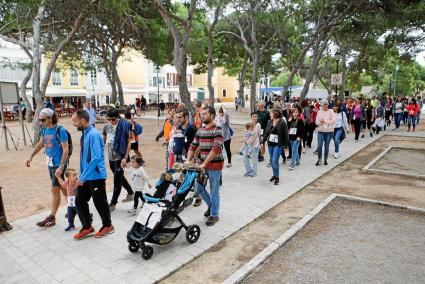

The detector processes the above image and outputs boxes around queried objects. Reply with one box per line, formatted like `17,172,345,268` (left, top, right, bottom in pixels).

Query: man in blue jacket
71,110,114,240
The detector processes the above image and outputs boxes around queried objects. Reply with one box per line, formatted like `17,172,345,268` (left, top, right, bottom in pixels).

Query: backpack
41,125,73,158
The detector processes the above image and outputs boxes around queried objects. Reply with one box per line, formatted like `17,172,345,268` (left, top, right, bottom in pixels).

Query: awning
26,87,88,97
260,86,303,93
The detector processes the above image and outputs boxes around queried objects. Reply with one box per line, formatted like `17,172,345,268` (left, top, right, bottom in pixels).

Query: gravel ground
243,199,425,284
371,147,425,176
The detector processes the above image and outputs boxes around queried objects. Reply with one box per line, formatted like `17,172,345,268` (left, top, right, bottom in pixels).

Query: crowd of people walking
25,91,422,239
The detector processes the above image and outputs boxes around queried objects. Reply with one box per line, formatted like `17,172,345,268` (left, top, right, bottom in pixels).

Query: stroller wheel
142,246,154,260
186,225,201,244
128,242,140,253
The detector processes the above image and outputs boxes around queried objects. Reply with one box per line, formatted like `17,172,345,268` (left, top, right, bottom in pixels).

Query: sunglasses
39,118,48,122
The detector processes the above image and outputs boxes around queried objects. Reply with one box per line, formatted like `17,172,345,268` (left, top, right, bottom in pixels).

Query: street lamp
393,64,400,97
156,65,160,125
335,51,342,99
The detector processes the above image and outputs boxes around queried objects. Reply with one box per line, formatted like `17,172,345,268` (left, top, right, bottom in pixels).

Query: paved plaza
0,129,383,284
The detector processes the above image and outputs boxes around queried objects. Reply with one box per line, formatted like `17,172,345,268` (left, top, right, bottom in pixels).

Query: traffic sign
331,73,343,86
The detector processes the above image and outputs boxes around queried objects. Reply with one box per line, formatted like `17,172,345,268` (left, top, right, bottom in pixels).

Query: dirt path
243,199,425,284
161,135,425,283
0,116,244,222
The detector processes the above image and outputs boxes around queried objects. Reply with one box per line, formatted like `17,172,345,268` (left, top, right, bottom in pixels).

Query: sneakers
274,177,280,185
334,153,338,159
109,204,116,212
127,208,137,215
95,225,115,238
288,164,295,170
258,156,265,162
244,171,253,177
370,132,373,137
64,225,75,232
36,215,56,228
204,208,211,217
193,197,202,207
206,216,219,226
313,150,318,155
361,134,365,138
226,164,232,168
315,160,322,166
267,162,272,168
73,226,95,240
269,176,276,182
122,194,134,203
324,160,328,166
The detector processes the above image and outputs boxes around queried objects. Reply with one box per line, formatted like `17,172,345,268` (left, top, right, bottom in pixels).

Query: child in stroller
126,163,207,260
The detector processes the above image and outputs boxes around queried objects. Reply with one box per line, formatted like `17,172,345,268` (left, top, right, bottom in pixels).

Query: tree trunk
250,56,259,113
20,67,33,123
31,4,45,143
177,56,194,113
238,54,249,108
207,34,215,107
107,71,117,105
299,39,329,102
113,67,124,106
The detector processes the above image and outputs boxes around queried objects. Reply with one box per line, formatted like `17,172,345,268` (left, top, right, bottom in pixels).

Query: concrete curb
362,146,425,179
222,193,425,284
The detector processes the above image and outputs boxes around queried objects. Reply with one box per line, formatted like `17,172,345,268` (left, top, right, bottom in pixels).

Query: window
70,69,79,86
152,77,164,87
222,89,227,97
52,70,62,86
167,73,180,86
90,70,97,86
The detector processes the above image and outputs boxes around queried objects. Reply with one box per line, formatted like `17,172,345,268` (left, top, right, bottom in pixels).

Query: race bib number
409,110,415,115
67,196,76,207
45,156,53,167
268,134,278,143
260,129,264,136
289,128,297,135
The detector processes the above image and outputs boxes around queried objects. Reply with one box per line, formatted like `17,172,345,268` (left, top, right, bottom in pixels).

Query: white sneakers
334,153,339,159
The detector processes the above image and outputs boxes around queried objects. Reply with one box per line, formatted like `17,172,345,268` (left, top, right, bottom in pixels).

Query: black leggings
306,124,316,147
224,140,232,164
75,179,111,229
133,191,145,209
353,119,361,140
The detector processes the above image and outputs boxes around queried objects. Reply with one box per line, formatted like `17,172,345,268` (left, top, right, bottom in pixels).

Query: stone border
362,146,425,179
222,193,425,284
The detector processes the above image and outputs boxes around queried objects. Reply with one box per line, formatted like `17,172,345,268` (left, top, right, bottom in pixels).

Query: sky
416,51,425,66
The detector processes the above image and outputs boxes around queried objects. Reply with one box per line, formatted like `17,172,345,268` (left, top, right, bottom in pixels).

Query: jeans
268,144,282,177
196,170,221,217
408,115,416,129
75,179,111,229
333,127,344,154
67,206,77,227
243,146,259,175
317,132,333,162
394,112,402,129
109,160,134,205
290,140,300,165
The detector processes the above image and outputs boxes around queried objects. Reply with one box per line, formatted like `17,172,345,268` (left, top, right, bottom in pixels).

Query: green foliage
271,72,302,87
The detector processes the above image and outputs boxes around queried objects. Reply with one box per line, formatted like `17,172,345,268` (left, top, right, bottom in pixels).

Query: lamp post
393,64,399,97
156,65,160,125
335,51,342,99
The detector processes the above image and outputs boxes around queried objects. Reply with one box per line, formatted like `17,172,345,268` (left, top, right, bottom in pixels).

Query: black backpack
41,125,73,158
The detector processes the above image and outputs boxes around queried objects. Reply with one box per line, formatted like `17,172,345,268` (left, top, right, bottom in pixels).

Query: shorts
48,165,67,187
361,120,366,129
131,142,139,151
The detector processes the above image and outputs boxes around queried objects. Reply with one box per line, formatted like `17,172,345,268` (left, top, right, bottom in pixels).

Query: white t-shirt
123,166,151,192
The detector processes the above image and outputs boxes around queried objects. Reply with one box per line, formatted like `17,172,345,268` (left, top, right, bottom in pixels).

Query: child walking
288,107,306,170
122,156,153,215
239,122,253,158
56,169,78,231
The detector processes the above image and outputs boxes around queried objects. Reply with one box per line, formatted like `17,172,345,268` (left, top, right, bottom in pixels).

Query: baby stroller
126,164,207,260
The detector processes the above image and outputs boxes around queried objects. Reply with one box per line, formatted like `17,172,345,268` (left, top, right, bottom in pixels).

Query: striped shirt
190,125,224,171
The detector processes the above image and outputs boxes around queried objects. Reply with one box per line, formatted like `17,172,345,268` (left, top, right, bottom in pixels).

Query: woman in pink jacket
315,99,336,166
